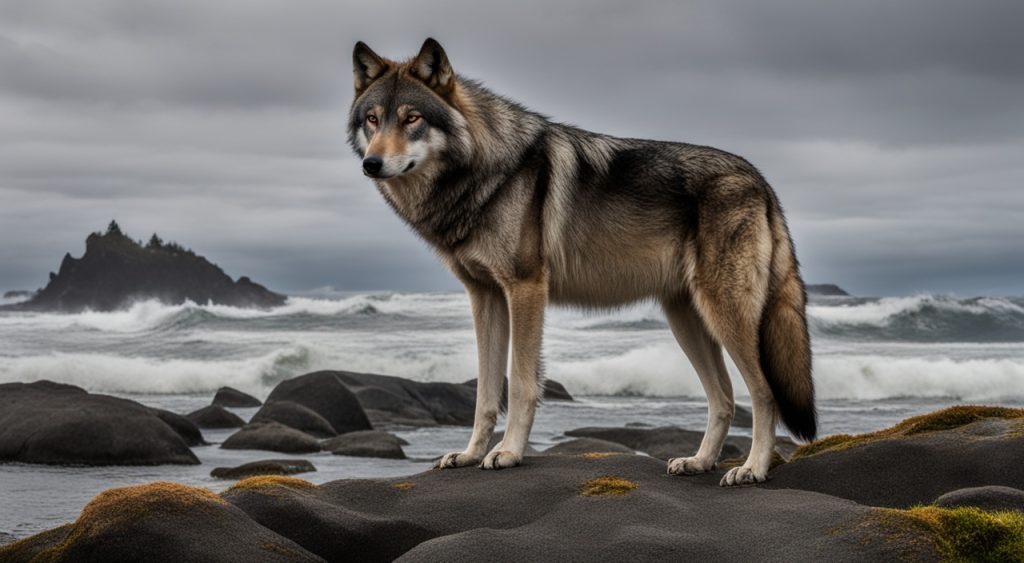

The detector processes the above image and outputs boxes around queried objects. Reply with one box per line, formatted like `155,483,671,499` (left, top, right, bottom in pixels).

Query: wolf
348,38,816,485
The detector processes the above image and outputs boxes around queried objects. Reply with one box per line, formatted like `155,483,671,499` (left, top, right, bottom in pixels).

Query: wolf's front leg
481,275,546,470
436,285,509,469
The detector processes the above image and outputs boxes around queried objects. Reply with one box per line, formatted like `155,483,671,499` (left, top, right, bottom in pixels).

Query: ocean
2,290,1024,538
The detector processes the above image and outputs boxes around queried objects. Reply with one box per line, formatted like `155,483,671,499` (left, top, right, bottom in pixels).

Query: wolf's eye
366,114,378,125
405,114,420,124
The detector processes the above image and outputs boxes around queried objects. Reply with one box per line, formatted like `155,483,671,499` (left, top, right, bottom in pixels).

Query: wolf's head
348,38,464,180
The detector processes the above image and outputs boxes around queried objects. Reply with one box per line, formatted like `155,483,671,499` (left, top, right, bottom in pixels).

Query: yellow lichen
580,452,623,460
873,506,1024,562
793,406,1024,460
581,476,638,497
393,482,416,491
226,475,318,493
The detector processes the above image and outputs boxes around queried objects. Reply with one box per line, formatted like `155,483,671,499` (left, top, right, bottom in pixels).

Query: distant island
805,284,851,297
2,221,285,312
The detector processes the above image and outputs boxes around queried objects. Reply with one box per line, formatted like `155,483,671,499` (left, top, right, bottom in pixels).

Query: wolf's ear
410,38,454,95
353,41,389,95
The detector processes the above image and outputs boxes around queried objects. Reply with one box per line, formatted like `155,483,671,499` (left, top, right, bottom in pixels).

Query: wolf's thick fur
348,39,816,485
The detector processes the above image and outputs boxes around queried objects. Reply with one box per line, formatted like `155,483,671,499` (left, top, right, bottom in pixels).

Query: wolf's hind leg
481,276,546,470
436,285,509,469
663,297,735,476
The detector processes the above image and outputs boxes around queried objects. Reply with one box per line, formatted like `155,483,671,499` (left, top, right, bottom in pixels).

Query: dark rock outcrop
767,406,1024,508
323,430,406,459
3,456,938,562
151,408,206,446
1,225,285,312
251,401,338,438
806,284,851,296
221,423,321,454
187,405,246,429
265,372,373,434
0,381,198,466
733,404,753,428
213,386,262,408
565,426,751,461
542,437,635,456
211,459,317,480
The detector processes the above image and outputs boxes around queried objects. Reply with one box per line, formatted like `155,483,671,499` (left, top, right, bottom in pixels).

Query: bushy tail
759,210,817,442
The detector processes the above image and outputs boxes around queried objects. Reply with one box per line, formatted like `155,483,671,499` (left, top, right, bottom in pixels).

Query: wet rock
212,459,317,480
187,405,246,429
221,423,321,454
265,372,372,434
251,401,338,438
565,426,750,461
323,430,406,459
213,386,262,408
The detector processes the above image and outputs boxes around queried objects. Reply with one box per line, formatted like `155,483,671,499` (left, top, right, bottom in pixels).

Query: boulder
0,482,321,562
335,371,476,427
213,386,262,408
0,381,198,466
933,486,1024,512
266,372,372,434
212,459,317,480
564,426,750,461
323,431,406,459
252,401,337,438
187,405,246,429
733,404,753,428
221,423,321,454
151,408,206,446
462,378,574,403
542,438,634,456
767,406,1024,508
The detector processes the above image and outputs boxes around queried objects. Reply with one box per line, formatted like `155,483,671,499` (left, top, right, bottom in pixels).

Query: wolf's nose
362,156,383,176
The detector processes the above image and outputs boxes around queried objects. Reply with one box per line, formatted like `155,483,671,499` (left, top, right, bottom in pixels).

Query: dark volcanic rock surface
187,405,246,429
221,423,322,454
211,459,317,480
767,417,1024,508
252,401,338,438
2,228,285,312
15,455,921,563
265,372,373,434
565,426,751,461
323,430,406,459
0,381,199,466
213,386,263,408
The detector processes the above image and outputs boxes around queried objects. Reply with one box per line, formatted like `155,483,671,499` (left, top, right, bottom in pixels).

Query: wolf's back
758,203,817,442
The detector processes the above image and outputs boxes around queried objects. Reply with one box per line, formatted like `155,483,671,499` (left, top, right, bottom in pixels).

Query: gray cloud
0,0,1021,296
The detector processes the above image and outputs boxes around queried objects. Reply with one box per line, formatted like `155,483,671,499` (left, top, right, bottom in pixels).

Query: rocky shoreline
3,372,1024,561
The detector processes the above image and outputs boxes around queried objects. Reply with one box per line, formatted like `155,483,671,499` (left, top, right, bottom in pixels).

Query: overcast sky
1,0,1021,296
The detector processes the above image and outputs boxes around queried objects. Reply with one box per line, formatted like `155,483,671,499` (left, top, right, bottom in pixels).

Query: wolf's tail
759,206,817,442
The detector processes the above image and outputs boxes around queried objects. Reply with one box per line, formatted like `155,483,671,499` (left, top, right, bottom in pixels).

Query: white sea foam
808,294,1024,327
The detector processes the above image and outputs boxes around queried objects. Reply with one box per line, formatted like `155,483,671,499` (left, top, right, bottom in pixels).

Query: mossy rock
874,505,1024,562
793,406,1024,460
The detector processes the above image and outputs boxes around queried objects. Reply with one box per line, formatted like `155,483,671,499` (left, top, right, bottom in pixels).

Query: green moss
793,406,1024,460
876,506,1024,562
581,476,638,497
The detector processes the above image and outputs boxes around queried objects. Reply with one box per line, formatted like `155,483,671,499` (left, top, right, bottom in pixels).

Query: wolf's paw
719,465,768,487
480,450,521,470
434,451,481,469
667,456,716,476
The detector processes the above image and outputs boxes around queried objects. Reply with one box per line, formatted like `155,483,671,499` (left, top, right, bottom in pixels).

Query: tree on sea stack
148,233,164,249
106,220,123,236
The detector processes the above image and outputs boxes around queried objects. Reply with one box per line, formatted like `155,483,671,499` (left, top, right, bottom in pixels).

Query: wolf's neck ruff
348,38,816,484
